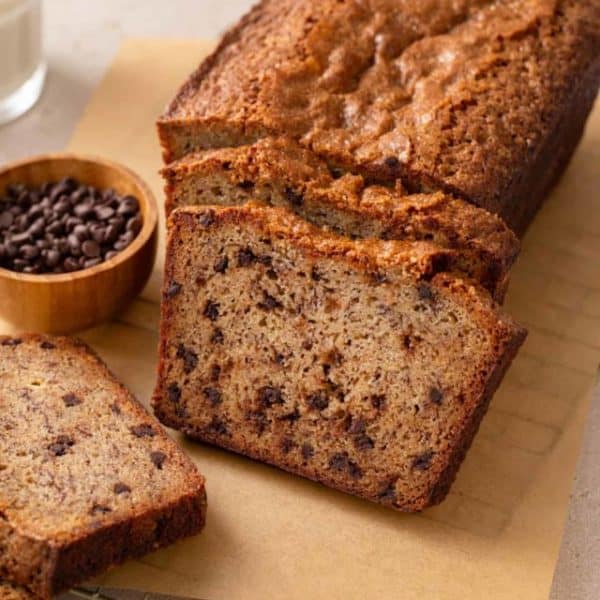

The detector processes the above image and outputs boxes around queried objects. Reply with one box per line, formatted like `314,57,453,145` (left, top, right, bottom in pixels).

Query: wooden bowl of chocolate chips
0,154,158,333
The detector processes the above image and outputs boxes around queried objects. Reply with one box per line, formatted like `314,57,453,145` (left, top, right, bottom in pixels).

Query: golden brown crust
157,0,600,231
154,204,526,511
0,334,207,600
170,203,458,280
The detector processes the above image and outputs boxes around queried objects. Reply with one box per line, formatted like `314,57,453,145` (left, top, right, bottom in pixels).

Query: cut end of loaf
160,137,520,301
154,204,525,511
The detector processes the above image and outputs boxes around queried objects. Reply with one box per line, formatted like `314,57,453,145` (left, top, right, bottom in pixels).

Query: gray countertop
0,1,595,597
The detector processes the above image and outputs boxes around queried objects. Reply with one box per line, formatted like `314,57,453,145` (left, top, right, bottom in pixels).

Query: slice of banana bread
157,0,600,234
162,137,519,300
153,204,525,511
0,335,207,600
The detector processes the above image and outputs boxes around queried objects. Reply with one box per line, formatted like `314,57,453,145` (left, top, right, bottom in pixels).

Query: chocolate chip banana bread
157,0,600,234
153,204,525,511
163,137,518,300
0,335,207,600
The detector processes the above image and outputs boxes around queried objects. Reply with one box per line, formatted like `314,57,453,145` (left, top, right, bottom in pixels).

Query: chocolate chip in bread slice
161,136,519,301
153,203,526,511
0,335,207,600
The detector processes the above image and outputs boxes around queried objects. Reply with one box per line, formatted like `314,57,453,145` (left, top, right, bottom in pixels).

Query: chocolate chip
40,340,56,350
246,410,269,435
125,215,143,236
301,443,314,460
113,482,131,495
167,383,181,403
1,338,22,346
372,271,388,284
81,239,100,258
131,424,155,438
284,187,304,207
94,205,115,221
198,210,215,226
214,256,229,273
48,435,74,457
258,386,284,408
278,408,300,422
238,180,255,190
203,300,220,321
346,417,366,434
150,451,167,469
328,452,362,478
384,156,399,168
371,394,386,409
117,196,140,217
378,481,397,504
411,451,434,471
62,393,82,407
211,328,224,344
164,281,182,299
307,391,329,411
258,291,282,311
348,462,363,479
237,247,256,267
429,387,443,405
90,503,112,515
417,283,434,301
203,387,222,406
176,344,198,374
310,266,322,281
208,416,229,435
84,257,102,269
281,438,295,454
0,212,13,228
354,433,374,451
266,268,278,280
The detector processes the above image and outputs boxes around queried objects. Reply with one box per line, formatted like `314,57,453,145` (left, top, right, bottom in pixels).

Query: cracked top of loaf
159,0,600,229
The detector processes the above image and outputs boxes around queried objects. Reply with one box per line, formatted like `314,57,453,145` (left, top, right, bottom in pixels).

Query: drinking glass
0,0,46,125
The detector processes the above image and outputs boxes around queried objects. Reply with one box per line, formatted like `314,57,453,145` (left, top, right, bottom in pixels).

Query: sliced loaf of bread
162,137,519,300
153,204,525,511
0,335,206,599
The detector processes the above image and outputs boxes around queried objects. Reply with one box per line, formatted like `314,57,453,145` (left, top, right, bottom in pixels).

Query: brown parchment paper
3,38,600,599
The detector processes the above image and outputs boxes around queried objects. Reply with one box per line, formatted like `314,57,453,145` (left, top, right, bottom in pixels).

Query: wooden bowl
0,154,158,334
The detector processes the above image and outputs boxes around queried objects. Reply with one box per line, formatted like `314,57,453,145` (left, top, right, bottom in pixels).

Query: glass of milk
0,0,46,125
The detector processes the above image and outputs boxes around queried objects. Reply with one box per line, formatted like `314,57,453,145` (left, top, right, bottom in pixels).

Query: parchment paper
4,38,600,599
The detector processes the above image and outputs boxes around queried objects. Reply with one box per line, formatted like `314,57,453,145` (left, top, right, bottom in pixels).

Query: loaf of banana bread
162,137,519,299
158,0,600,234
153,204,525,511
0,335,207,600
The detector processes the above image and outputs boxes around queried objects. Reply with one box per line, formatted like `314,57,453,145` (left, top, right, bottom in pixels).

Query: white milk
0,0,45,124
